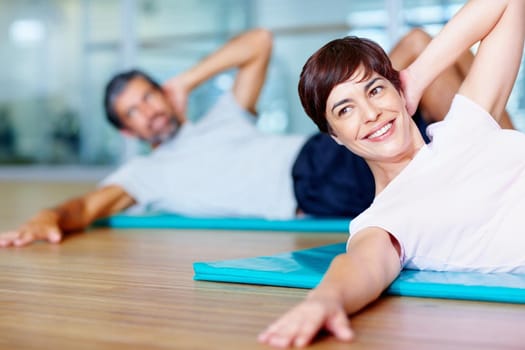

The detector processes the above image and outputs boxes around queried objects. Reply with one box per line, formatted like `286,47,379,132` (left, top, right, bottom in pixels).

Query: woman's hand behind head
399,68,423,116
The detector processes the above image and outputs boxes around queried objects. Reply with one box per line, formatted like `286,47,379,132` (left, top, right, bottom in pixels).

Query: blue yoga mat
193,243,525,304
95,213,350,232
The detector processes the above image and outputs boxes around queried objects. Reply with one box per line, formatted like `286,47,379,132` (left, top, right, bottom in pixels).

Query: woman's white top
349,94,525,273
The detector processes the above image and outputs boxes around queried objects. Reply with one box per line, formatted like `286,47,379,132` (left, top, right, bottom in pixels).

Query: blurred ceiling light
9,19,46,46
347,3,463,28
347,10,386,28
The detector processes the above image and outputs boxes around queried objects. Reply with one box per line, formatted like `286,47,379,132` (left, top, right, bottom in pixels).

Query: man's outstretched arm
0,185,135,247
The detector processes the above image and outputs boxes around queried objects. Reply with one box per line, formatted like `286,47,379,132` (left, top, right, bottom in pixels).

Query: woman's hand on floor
258,293,354,348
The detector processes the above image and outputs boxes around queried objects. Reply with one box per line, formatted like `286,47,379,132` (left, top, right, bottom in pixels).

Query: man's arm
163,28,273,116
258,227,401,348
0,185,135,247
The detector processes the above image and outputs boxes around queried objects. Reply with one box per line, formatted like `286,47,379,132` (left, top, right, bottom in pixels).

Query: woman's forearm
315,229,401,315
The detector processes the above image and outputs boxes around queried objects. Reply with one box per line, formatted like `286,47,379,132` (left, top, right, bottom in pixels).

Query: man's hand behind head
162,75,190,121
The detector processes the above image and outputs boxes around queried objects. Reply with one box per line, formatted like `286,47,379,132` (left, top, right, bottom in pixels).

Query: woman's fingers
259,298,354,348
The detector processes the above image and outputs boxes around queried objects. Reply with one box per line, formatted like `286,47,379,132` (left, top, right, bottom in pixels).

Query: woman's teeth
368,122,392,139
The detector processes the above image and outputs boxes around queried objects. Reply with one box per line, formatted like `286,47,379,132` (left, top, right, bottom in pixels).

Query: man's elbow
251,28,273,56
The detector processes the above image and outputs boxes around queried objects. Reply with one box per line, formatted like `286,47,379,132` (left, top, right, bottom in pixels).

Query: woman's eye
370,86,383,97
338,106,352,117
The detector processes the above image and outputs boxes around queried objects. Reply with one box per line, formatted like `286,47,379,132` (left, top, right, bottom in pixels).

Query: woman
258,0,525,347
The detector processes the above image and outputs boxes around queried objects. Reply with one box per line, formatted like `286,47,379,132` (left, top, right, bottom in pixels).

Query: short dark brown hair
298,36,401,133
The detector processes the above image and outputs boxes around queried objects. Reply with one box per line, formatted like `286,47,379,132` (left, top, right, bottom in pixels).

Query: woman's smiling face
325,67,415,164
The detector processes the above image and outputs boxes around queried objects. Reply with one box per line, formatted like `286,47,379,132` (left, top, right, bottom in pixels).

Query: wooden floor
1,181,524,350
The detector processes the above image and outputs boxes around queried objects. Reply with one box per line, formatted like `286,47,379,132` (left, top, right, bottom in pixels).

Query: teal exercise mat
95,213,350,232
193,243,525,304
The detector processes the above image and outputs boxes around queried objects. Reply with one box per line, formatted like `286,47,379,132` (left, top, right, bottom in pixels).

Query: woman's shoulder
447,94,499,126
426,94,500,141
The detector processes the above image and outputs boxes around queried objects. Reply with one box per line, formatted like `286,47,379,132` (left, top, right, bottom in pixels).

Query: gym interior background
0,0,523,180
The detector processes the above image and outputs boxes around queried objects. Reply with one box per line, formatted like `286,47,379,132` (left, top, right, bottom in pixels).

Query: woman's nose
363,100,381,122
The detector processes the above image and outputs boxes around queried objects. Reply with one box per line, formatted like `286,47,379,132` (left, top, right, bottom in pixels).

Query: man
0,28,514,247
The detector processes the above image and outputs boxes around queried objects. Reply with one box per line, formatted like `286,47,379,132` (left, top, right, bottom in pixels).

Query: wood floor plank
1,181,524,349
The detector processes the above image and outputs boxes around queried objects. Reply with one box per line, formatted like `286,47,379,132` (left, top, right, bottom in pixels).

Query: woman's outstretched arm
258,228,401,348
